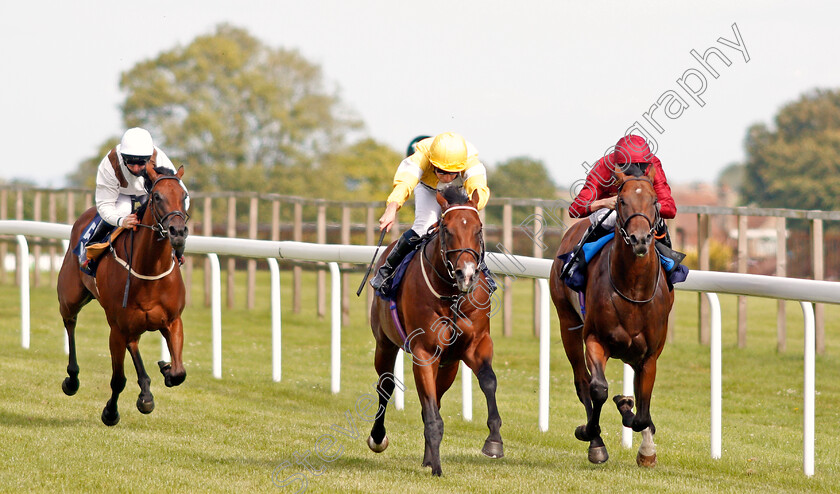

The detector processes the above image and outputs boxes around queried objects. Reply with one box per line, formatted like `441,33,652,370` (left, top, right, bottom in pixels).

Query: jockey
369,132,490,291
79,127,189,272
562,134,681,283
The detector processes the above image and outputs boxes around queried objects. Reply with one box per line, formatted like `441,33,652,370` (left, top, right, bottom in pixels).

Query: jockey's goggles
122,154,151,166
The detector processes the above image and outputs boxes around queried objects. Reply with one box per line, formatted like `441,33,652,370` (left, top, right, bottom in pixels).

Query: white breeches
589,207,617,229
411,184,441,237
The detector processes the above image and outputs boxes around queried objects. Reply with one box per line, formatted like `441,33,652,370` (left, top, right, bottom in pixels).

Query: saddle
558,234,688,293
84,227,126,262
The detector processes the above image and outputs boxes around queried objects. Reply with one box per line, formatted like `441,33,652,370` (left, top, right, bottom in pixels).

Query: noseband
615,177,659,245
142,175,190,239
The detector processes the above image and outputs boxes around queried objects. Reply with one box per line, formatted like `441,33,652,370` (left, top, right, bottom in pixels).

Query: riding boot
370,230,421,291
79,218,115,274
654,218,672,249
561,223,611,282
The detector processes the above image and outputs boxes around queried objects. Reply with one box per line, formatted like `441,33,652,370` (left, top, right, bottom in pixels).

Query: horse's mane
143,167,177,193
618,163,649,178
137,167,179,217
440,184,469,206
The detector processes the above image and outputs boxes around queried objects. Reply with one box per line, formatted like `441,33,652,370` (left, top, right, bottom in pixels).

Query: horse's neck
609,238,659,295
423,233,452,291
116,218,172,271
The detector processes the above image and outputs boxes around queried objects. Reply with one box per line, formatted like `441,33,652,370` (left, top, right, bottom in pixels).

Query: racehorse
549,165,673,466
56,161,189,426
367,186,503,476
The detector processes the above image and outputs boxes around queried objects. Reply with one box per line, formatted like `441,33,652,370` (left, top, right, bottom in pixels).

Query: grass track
1,267,839,493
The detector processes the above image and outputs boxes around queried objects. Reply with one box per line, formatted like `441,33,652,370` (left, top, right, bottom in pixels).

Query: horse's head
144,161,190,255
614,164,659,257
435,185,483,293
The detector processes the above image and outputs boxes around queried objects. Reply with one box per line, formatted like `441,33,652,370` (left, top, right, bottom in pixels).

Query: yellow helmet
428,132,469,172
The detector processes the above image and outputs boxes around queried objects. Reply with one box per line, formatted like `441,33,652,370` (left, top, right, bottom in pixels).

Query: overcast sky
2,0,838,189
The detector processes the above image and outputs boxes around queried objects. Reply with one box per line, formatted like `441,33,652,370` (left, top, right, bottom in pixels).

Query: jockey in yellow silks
370,132,490,290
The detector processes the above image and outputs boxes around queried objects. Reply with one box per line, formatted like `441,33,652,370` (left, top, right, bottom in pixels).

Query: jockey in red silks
562,134,684,285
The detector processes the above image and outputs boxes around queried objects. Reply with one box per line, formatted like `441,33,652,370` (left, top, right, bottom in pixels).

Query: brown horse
367,186,503,476
549,165,673,466
57,162,189,426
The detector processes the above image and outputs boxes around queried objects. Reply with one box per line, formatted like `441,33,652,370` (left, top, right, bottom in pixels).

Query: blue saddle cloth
558,233,688,292
375,243,498,302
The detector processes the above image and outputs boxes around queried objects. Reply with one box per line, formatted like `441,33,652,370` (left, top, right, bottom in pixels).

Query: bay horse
549,165,673,466
368,186,503,476
57,161,189,426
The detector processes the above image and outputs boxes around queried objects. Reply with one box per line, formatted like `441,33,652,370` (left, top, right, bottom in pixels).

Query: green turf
1,267,838,493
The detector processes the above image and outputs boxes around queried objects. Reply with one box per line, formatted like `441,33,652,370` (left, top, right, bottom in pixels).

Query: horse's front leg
576,336,610,464
127,339,154,414
102,328,127,426
614,356,659,467
61,314,81,396
367,339,400,453
158,317,186,387
413,352,444,476
464,336,503,459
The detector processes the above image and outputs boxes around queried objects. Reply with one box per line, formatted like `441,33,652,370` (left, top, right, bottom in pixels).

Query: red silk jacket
569,155,676,219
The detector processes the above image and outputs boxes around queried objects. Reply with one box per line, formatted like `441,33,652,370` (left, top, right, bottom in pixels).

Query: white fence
2,219,838,477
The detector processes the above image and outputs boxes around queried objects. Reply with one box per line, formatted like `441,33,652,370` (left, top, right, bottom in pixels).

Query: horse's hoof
588,445,609,464
157,360,172,373
367,435,388,453
636,452,657,467
101,408,120,426
61,377,79,396
481,439,504,458
422,457,442,475
136,397,155,414
613,395,635,411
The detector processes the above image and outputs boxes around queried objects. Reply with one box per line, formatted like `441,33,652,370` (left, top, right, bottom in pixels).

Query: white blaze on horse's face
457,261,477,293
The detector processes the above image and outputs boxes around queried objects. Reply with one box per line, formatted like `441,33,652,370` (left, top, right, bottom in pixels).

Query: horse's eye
153,192,162,202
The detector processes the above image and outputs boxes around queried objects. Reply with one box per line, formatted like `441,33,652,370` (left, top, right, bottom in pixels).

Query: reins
116,173,188,306
419,205,483,302
608,176,661,304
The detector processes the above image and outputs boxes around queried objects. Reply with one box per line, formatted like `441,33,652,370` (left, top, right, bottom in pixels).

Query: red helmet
612,135,653,165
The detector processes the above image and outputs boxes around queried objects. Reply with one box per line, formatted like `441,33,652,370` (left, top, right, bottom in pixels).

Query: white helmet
120,128,154,157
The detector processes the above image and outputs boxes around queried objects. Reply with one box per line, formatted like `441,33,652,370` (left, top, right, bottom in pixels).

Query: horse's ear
469,189,479,208
645,162,657,182
613,166,628,187
145,160,158,181
435,189,448,210
176,165,185,180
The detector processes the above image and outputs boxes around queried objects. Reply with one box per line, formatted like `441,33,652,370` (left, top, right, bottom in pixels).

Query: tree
319,138,402,201
71,24,361,194
488,157,557,199
741,88,840,210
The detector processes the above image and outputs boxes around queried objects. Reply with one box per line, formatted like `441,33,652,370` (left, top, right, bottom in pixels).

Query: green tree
319,138,402,201
488,157,557,199
741,88,840,210
72,24,361,194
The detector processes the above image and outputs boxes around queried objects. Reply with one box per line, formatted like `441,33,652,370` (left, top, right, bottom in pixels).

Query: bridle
137,175,190,240
438,206,483,281
610,176,661,304
615,177,659,246
421,205,484,298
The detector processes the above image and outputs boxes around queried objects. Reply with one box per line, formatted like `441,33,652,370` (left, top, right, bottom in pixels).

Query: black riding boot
78,218,115,274
561,223,610,281
370,230,421,291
